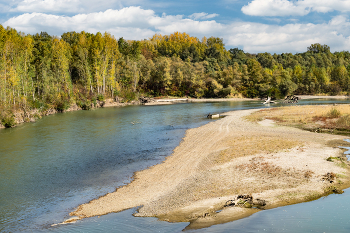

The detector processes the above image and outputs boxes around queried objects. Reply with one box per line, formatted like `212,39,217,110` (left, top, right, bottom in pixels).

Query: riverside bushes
54,99,70,112
1,115,16,128
76,100,92,110
96,94,105,101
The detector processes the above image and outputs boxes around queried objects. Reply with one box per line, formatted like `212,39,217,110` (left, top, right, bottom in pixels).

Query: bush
1,115,16,128
327,108,341,118
77,100,91,110
55,100,70,112
83,101,92,110
119,90,136,102
114,90,120,96
91,97,97,107
336,115,350,129
97,94,105,101
32,99,44,109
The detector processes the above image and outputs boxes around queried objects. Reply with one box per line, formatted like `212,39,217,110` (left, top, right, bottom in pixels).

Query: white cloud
242,0,309,16
300,0,350,13
3,7,221,40
4,7,156,38
189,12,219,20
242,0,350,17
224,16,350,53
4,6,350,53
10,0,143,13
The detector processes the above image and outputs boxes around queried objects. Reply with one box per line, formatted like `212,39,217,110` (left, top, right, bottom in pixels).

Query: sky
2,0,350,54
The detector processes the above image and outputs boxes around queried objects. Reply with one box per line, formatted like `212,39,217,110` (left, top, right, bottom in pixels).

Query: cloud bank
4,7,222,40
3,2,350,53
242,0,350,17
9,0,144,13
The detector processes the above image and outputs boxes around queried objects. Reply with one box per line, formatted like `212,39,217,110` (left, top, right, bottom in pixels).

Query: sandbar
65,108,350,229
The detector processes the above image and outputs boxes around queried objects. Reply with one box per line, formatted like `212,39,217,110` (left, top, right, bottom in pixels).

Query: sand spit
65,108,350,229
140,95,349,106
142,97,254,105
298,95,349,100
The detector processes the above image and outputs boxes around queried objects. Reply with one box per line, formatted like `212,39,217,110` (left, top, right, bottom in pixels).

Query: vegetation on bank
2,24,350,127
247,105,350,135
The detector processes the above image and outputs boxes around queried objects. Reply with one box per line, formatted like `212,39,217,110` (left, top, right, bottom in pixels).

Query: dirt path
65,108,350,229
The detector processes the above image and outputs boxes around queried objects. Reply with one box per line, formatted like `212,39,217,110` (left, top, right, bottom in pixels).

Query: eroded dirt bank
65,108,350,229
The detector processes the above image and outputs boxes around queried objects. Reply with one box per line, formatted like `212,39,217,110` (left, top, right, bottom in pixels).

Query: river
1,99,350,232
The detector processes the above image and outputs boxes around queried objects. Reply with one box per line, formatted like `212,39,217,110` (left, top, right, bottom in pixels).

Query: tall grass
336,115,350,129
327,108,341,118
247,104,350,133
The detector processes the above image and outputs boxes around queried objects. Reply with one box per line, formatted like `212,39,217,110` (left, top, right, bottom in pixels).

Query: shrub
77,100,92,110
83,101,92,110
1,115,16,128
114,90,120,96
97,94,105,101
327,108,341,118
32,99,44,109
119,90,136,102
92,97,97,107
327,157,341,162
335,115,350,129
76,100,81,108
55,100,70,112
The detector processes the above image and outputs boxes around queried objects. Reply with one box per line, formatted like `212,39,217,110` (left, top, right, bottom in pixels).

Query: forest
1,24,350,126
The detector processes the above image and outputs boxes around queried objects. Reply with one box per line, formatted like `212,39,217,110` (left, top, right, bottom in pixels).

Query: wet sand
65,107,350,229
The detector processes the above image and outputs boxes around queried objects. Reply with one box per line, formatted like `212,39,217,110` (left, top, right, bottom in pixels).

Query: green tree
307,43,330,54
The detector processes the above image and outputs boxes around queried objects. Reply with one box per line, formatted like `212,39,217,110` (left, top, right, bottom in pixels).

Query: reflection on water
0,98,350,232
342,139,350,161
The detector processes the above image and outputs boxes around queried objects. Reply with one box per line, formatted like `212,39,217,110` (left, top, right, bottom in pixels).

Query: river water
1,99,350,232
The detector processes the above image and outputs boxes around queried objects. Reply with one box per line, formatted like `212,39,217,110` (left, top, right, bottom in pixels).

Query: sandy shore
64,107,350,229
141,95,349,106
298,95,349,100
142,97,255,105
145,95,349,105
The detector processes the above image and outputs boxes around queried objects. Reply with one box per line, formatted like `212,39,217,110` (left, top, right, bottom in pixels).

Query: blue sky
2,0,350,54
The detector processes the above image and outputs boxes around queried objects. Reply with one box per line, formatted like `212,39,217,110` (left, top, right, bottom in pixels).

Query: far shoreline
138,95,350,106
1,95,349,129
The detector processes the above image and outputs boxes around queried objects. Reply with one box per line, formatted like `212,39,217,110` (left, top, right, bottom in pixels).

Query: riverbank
298,95,350,100
1,97,255,128
0,98,141,129
64,106,350,229
142,95,349,105
142,97,255,105
2,95,348,129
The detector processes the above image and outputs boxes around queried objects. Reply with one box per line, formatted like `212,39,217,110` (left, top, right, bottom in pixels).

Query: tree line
1,25,350,116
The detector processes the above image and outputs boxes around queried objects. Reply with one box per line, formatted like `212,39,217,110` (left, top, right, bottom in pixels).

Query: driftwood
283,95,299,103
224,195,266,209
263,96,276,104
207,113,220,119
139,97,156,104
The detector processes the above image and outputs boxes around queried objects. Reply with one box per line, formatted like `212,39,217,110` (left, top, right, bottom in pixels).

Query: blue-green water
1,99,350,232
